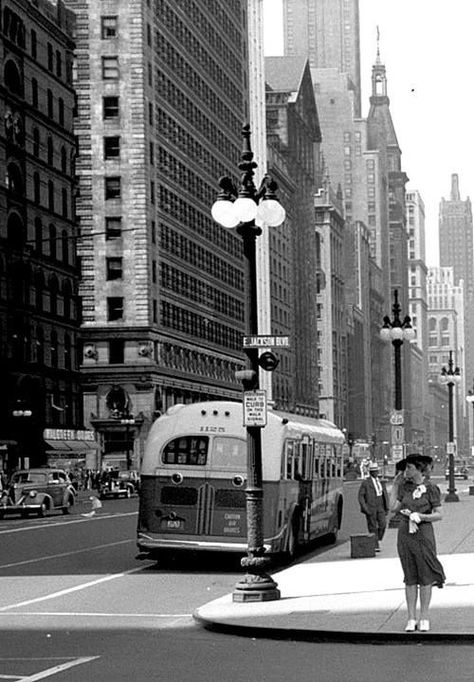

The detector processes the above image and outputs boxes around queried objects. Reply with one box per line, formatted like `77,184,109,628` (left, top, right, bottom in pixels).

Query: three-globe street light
379,289,415,412
440,351,461,502
211,123,285,602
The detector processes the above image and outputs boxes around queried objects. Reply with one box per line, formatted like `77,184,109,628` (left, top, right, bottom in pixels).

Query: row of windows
6,324,76,370
160,223,244,290
158,187,242,259
156,71,237,164
156,108,238,182
156,31,242,111
30,78,66,126
158,147,215,206
1,269,76,321
283,440,342,481
161,301,242,350
156,0,242,70
31,128,71,174
160,262,244,321
32,173,70,218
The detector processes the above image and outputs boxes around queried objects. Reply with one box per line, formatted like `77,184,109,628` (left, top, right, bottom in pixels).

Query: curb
192,612,474,644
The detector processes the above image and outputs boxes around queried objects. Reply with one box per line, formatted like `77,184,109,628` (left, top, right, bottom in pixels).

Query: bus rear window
212,437,246,468
162,436,208,465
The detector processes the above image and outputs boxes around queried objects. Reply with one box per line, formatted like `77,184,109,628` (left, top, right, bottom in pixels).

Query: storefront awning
45,439,98,453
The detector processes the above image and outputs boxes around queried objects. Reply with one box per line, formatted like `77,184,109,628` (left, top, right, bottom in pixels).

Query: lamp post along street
466,380,474,458
211,124,285,602
440,351,461,502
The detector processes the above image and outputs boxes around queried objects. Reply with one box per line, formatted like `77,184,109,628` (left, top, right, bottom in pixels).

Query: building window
35,218,42,252
61,146,67,173
31,29,37,59
102,56,119,80
151,220,156,243
56,50,62,78
153,299,157,322
47,89,54,118
105,177,121,199
33,172,40,204
62,188,68,217
104,136,120,159
58,98,64,126
49,224,56,259
152,260,156,282
109,339,124,364
47,42,53,71
101,16,118,39
105,216,122,239
47,136,54,165
103,96,119,119
48,181,54,211
33,128,40,157
32,78,38,107
107,297,124,321
106,257,123,280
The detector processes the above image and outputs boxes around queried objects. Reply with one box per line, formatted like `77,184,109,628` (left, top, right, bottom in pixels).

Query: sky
262,0,474,266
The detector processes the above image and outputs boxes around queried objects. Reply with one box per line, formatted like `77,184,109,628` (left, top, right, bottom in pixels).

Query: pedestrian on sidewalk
358,462,389,552
391,453,445,633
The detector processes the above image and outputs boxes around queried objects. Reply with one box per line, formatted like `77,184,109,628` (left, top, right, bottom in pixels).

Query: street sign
392,444,404,459
243,335,290,348
390,410,404,426
243,390,267,427
447,442,455,455
391,425,405,445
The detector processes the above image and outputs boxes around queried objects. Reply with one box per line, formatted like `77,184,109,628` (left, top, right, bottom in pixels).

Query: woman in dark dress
391,454,445,632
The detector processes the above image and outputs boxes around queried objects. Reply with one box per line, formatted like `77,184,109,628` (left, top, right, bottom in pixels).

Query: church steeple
371,26,388,101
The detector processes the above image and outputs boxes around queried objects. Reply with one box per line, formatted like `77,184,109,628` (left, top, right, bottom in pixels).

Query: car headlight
28,490,38,498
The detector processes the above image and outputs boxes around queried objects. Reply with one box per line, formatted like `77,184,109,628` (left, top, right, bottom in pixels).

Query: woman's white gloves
408,511,421,533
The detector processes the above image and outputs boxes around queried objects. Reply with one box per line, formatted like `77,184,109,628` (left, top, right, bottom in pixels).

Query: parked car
0,468,77,518
98,470,136,499
445,465,469,480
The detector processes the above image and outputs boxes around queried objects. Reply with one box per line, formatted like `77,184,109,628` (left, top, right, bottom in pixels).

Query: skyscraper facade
65,0,250,468
0,0,82,472
282,0,361,116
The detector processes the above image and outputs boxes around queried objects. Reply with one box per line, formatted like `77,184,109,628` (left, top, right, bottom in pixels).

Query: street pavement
194,480,474,641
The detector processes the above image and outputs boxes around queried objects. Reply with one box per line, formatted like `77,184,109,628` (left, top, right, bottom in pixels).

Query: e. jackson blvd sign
242,335,290,348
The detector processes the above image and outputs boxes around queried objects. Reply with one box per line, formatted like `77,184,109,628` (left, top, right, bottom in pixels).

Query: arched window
4,59,22,96
34,271,44,311
60,145,67,173
48,180,54,211
49,275,58,316
428,317,437,332
49,224,56,259
33,172,40,204
35,217,42,252
47,136,54,166
62,230,69,264
6,162,23,194
64,333,71,369
7,212,26,250
36,326,44,365
440,317,449,332
33,127,40,157
63,279,72,319
50,330,58,368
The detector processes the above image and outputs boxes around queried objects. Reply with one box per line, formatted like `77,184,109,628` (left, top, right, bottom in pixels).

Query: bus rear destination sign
243,335,290,348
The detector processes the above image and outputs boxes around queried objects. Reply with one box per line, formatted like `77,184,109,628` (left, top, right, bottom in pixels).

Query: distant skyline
262,0,474,266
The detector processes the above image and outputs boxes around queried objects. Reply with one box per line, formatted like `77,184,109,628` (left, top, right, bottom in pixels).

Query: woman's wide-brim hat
406,453,433,466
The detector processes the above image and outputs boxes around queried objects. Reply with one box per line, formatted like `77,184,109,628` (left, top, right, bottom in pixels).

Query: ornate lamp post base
445,491,460,503
233,555,281,602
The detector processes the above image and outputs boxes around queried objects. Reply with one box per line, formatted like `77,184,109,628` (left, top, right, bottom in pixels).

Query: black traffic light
258,351,279,372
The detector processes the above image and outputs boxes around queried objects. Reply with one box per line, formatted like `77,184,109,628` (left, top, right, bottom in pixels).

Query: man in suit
358,461,389,552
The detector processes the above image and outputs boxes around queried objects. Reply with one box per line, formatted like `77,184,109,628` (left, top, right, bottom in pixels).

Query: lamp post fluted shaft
441,351,460,503
212,124,284,602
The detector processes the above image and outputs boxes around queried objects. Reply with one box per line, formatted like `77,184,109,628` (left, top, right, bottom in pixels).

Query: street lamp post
440,351,461,502
11,404,33,472
379,289,415,412
211,123,285,602
466,379,474,459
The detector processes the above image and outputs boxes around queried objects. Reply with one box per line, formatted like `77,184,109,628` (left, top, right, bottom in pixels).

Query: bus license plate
165,519,183,529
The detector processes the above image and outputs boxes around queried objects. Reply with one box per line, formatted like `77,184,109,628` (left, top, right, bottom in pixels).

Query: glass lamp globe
390,327,404,341
233,196,258,223
403,327,416,341
257,199,286,227
454,373,462,384
379,327,391,342
211,199,239,229
439,373,448,385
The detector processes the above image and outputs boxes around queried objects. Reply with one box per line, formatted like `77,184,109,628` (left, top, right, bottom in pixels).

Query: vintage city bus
137,401,345,560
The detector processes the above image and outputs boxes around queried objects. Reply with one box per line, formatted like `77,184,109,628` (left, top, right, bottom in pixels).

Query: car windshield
12,472,47,484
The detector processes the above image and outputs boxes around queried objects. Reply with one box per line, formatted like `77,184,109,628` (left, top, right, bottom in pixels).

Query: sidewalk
194,483,474,641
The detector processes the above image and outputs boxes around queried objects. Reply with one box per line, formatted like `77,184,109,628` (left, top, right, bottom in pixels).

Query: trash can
350,533,376,558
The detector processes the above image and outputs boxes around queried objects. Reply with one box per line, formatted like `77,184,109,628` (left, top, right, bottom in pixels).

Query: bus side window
294,441,302,480
285,441,294,479
313,442,320,477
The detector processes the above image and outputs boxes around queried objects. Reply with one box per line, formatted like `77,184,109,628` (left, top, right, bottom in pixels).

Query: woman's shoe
404,619,417,632
419,620,430,632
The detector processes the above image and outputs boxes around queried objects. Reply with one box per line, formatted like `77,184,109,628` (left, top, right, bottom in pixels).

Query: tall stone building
265,55,322,415
65,0,250,469
282,0,361,117
0,0,84,473
439,174,474,389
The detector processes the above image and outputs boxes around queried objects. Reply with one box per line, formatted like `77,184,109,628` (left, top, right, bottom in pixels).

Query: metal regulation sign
243,335,290,348
243,390,267,427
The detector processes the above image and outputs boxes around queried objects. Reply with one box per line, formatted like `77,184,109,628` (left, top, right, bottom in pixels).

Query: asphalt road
1,481,471,681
